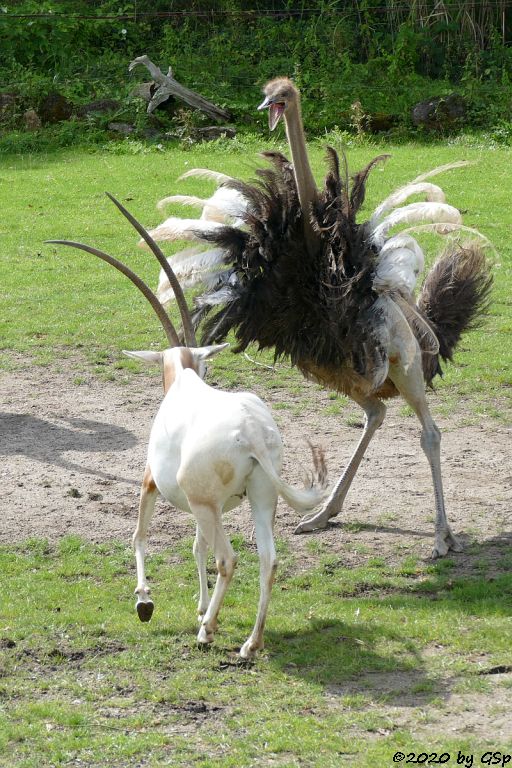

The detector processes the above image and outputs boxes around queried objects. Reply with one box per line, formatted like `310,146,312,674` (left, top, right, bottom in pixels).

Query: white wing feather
140,217,224,246
373,234,425,295
156,194,206,212
200,187,247,224
178,168,234,184
372,202,462,247
410,160,472,184
156,246,226,304
156,186,248,231
370,182,446,228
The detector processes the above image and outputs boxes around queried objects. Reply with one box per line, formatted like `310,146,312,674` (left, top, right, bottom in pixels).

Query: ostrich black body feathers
194,149,391,387
182,148,492,396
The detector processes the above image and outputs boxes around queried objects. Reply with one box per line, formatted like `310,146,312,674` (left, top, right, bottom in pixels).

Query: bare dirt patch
1,355,510,569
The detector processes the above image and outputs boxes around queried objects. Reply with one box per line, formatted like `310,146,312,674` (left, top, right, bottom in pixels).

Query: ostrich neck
284,102,319,254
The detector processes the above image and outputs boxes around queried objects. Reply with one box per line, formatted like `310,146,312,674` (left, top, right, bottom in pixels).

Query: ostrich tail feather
417,241,493,383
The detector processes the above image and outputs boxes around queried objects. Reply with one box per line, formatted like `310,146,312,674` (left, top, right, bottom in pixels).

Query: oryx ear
122,350,163,365
198,343,230,360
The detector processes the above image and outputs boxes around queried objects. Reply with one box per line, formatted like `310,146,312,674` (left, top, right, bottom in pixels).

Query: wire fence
0,2,511,21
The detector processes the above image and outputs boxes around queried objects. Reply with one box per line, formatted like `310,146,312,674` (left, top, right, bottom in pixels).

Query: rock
412,94,466,130
367,112,398,133
39,91,73,124
0,92,17,118
24,109,42,131
142,127,164,140
108,122,135,136
193,125,236,141
130,82,153,103
76,99,121,117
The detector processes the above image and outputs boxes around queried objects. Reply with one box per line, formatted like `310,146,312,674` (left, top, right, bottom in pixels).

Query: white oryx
49,195,328,659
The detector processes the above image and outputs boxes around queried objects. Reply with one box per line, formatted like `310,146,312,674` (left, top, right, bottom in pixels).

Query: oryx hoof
136,600,154,622
197,625,215,647
239,638,262,659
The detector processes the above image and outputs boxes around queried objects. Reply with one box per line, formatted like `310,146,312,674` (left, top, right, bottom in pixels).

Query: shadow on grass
0,411,139,485
303,520,512,570
259,533,512,700
448,530,512,576
260,618,457,710
304,519,431,539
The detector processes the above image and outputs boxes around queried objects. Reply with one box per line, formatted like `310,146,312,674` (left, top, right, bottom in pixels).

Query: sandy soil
1,355,510,569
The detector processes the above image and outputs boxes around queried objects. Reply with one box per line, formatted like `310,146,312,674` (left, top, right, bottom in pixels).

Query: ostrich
146,78,492,558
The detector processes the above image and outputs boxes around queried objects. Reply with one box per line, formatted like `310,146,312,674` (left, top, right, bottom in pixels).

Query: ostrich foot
294,503,339,534
432,528,463,558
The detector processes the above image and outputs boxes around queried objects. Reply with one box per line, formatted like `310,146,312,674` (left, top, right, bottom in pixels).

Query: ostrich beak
257,96,271,111
258,96,285,131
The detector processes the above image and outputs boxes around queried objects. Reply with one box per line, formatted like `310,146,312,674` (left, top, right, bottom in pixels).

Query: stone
108,122,135,136
76,99,121,117
24,109,42,131
412,94,466,130
39,91,73,124
193,125,236,141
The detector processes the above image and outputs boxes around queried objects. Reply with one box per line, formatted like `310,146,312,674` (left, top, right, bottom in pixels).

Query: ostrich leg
295,396,386,533
388,355,462,558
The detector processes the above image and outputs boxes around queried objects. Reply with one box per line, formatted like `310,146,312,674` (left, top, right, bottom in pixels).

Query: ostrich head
258,77,299,131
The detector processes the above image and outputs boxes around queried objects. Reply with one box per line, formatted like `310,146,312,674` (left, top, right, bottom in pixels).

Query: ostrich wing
156,246,226,304
371,202,462,247
370,182,446,228
140,218,224,246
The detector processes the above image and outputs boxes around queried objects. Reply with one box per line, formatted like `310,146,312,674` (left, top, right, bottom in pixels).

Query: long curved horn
46,239,181,347
105,193,197,347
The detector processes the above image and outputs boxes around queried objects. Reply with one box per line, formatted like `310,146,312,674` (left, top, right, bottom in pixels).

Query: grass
1,536,511,767
0,139,511,418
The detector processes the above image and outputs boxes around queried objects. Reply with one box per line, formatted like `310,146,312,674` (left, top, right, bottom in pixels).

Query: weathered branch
129,55,231,123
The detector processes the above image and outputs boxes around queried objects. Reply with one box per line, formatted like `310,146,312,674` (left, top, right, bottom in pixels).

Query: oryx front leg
240,466,278,659
133,465,158,622
192,505,237,647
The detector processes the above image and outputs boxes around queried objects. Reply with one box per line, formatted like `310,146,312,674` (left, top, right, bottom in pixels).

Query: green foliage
1,1,512,146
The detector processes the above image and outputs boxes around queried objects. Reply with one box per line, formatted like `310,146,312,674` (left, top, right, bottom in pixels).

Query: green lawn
1,536,511,767
1,140,511,766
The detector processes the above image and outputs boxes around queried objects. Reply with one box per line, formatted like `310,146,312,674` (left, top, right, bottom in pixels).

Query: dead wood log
129,56,231,123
